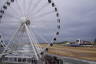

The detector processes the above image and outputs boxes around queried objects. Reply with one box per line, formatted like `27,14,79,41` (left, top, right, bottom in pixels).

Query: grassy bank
40,44,96,61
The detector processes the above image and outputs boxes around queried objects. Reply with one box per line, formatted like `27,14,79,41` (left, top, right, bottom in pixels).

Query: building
75,39,92,45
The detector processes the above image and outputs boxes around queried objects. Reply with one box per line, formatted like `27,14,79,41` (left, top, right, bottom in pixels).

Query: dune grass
40,44,96,61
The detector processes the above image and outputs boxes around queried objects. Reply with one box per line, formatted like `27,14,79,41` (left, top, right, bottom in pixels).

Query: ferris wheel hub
21,17,31,26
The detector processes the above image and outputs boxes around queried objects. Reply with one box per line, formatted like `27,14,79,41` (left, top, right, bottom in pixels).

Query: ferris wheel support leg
32,31,49,52
30,31,42,53
25,24,39,60
27,29,41,57
0,25,21,57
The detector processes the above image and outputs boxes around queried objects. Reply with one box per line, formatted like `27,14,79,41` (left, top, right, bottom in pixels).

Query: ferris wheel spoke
5,1,19,16
31,0,43,12
26,0,33,16
31,31,42,51
32,31,49,44
0,0,20,23
29,0,46,16
27,27,42,52
28,0,42,16
8,25,21,50
23,0,26,16
27,0,34,16
1,24,21,54
29,17,48,23
1,19,19,24
29,31,42,54
15,0,24,16
4,12,20,20
2,17,20,23
0,13,19,24
11,34,22,51
9,5,21,17
31,10,55,19
32,2,49,16
23,0,29,16
32,31,52,52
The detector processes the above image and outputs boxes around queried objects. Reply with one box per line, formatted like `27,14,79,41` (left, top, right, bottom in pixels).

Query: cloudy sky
0,0,96,42
55,0,96,41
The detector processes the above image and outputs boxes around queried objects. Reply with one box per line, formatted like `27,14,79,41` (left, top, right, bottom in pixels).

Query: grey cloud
0,0,96,42
55,0,96,41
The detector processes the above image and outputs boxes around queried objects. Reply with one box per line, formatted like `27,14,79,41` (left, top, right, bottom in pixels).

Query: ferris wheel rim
0,0,60,42
0,0,61,60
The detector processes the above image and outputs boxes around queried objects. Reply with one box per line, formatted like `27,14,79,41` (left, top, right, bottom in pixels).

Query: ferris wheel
0,0,61,63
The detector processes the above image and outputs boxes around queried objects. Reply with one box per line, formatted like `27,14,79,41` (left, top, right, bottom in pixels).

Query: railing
0,54,64,64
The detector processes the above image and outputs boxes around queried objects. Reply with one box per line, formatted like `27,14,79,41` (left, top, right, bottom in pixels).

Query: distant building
75,39,92,45
76,39,81,44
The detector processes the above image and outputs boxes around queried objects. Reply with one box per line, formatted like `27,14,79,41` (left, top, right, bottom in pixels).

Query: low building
75,39,92,45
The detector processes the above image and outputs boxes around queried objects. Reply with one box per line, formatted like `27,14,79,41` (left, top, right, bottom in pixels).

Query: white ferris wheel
0,0,61,63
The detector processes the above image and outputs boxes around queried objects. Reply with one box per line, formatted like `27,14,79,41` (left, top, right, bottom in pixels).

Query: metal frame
0,0,61,63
